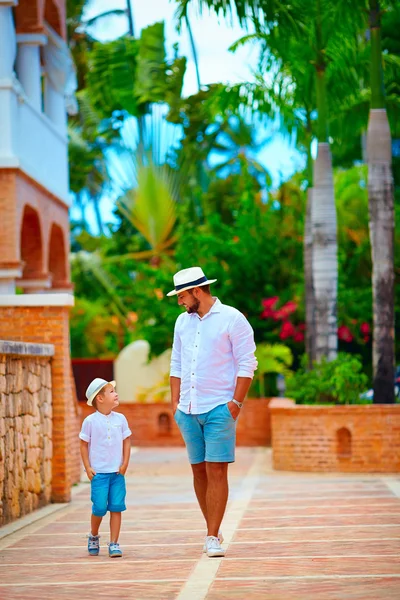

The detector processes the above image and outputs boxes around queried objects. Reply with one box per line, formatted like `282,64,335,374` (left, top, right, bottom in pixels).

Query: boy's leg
110,512,122,543
108,473,126,543
91,514,103,536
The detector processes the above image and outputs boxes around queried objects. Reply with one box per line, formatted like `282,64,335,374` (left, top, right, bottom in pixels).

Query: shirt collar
96,410,114,419
194,297,221,320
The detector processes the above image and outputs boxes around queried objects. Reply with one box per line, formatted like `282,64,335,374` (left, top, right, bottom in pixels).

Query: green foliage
70,298,128,358
255,343,293,397
286,353,369,405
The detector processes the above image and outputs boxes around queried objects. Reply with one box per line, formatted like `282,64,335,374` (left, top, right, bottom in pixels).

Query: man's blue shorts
174,402,237,464
90,472,126,517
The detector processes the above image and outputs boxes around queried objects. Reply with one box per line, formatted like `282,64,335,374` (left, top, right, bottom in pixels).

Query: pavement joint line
237,524,399,531
6,538,400,550
382,478,400,498
214,574,400,581
250,494,396,500
0,558,199,567
53,507,400,524
16,522,400,537
242,512,400,519
3,554,400,567
0,578,188,588
176,447,267,600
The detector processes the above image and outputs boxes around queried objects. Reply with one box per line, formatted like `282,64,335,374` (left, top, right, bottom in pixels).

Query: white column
16,33,47,111
0,1,17,78
44,79,66,132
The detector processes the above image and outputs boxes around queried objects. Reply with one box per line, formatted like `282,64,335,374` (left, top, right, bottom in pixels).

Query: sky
73,0,303,230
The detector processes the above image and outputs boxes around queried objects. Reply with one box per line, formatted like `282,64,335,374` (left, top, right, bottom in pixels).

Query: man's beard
187,299,200,314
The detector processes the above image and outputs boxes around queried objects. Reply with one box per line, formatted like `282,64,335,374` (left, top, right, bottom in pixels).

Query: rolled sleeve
122,416,132,440
170,318,182,378
79,418,91,442
230,313,258,378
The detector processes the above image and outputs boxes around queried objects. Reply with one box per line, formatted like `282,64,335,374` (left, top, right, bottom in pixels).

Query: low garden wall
270,399,400,472
0,340,54,526
80,397,275,447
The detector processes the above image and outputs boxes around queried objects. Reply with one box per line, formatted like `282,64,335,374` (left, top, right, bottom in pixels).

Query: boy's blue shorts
174,402,237,464
90,472,126,517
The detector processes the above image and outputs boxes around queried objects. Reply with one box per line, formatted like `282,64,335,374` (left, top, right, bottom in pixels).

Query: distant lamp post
276,374,286,397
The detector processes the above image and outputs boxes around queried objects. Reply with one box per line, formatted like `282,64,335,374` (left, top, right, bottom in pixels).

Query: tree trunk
367,110,395,403
304,186,316,366
312,142,338,361
367,0,395,404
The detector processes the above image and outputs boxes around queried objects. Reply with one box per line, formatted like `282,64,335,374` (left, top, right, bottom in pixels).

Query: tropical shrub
286,353,369,405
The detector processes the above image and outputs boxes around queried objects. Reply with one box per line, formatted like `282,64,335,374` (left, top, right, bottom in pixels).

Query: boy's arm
118,435,131,475
80,439,96,480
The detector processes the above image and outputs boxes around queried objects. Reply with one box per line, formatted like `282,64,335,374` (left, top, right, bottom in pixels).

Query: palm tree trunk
185,14,201,91
304,132,316,367
311,5,338,362
126,0,135,36
367,0,395,403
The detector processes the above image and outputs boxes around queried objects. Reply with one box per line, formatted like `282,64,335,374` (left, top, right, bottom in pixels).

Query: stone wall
270,400,400,472
0,304,81,502
0,340,54,526
80,397,274,447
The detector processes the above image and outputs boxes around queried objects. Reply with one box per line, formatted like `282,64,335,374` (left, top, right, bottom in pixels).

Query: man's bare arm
170,376,181,414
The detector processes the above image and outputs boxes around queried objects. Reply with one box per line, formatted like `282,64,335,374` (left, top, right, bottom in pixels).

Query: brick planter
80,397,274,447
270,399,400,472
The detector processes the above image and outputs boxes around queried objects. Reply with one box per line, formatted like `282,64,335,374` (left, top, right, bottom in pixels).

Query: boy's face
98,384,119,412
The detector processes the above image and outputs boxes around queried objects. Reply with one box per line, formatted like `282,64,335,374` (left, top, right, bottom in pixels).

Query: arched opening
48,223,67,288
158,413,171,436
44,0,62,37
20,205,43,279
337,427,352,459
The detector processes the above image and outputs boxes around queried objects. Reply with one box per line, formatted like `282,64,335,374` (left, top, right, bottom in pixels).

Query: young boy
79,378,132,558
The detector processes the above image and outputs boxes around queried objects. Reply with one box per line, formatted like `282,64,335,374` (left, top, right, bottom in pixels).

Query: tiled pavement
1,447,400,599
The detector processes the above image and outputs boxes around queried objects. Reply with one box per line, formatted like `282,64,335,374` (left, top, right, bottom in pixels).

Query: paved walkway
1,447,400,599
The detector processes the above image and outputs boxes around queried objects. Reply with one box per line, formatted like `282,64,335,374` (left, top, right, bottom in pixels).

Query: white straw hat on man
167,267,217,297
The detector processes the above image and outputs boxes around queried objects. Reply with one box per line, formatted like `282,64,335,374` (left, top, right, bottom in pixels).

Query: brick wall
270,401,400,472
0,307,81,501
80,398,273,447
0,341,53,526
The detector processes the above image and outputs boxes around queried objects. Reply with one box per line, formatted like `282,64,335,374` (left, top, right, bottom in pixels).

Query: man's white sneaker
203,531,224,553
205,535,225,558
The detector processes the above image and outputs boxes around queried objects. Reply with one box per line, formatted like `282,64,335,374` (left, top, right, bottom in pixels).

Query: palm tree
366,0,395,403
209,115,272,186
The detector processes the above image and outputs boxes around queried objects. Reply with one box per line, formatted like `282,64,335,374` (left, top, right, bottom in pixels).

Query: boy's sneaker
203,530,224,553
205,535,225,558
108,542,122,558
87,534,100,556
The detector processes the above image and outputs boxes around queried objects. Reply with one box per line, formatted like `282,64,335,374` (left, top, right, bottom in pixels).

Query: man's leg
191,462,208,526
205,462,229,537
203,403,237,539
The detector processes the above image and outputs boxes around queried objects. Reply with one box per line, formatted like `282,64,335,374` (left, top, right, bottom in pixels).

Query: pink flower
280,321,296,340
293,331,305,343
260,296,279,319
338,325,353,343
360,322,370,335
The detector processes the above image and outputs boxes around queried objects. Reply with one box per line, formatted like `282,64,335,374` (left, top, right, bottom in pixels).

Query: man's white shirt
79,411,132,473
170,298,257,414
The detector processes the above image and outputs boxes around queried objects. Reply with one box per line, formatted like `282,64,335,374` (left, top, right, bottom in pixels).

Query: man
168,266,257,557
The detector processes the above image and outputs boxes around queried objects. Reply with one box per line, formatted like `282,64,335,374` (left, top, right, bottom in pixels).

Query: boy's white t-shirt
79,411,132,473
